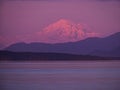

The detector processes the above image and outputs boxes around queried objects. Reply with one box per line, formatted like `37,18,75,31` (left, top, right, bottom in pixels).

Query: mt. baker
30,19,98,43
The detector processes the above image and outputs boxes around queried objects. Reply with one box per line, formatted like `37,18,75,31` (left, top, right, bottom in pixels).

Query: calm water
0,61,120,90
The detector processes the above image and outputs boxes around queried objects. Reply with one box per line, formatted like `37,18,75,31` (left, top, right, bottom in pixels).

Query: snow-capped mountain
36,19,98,43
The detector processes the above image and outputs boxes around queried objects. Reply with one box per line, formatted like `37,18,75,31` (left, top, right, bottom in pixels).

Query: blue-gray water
0,61,120,90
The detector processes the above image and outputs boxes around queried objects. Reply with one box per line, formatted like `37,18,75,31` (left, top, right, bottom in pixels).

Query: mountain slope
5,32,120,57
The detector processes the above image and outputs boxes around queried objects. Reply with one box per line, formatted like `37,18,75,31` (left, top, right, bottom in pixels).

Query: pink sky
0,0,120,47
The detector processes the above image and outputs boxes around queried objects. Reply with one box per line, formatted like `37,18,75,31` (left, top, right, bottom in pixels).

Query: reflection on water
0,61,120,90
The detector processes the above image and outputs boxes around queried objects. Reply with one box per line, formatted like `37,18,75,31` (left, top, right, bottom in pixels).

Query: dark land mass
0,51,120,61
1,32,120,61
5,32,120,57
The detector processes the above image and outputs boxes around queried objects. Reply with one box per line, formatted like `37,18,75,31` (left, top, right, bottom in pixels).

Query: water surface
0,61,120,90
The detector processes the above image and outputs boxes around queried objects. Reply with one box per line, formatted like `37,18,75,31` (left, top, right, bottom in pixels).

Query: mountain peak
56,19,72,24
36,19,98,43
45,19,75,30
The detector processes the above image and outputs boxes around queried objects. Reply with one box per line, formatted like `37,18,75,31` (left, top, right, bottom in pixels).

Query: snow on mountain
36,19,98,43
